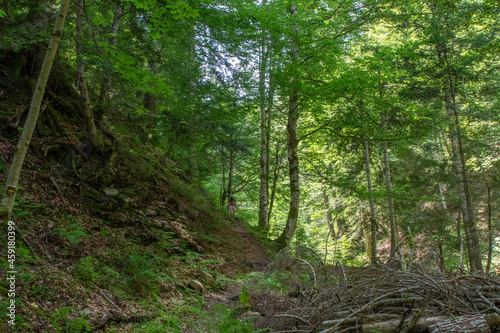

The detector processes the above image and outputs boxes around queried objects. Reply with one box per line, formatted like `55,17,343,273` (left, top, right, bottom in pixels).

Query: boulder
188,280,204,291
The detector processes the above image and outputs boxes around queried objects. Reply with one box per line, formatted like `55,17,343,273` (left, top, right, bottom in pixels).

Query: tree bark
275,5,300,248
364,135,377,265
359,314,500,333
381,117,398,257
457,213,465,270
323,191,335,238
76,0,101,150
258,19,269,231
486,183,492,274
428,314,492,333
227,146,235,211
378,76,399,258
99,0,123,106
268,145,285,224
220,147,226,207
0,0,71,221
360,200,372,260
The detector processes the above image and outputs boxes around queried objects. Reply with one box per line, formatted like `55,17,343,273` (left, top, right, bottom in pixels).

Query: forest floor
182,218,273,332
204,217,270,308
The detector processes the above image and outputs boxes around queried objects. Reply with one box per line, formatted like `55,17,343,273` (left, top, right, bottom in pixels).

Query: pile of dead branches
274,265,500,333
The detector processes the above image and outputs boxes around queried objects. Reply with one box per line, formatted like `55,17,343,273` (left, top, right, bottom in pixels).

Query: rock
188,280,204,291
102,187,119,197
122,197,134,208
145,209,158,216
81,308,93,316
241,312,261,319
201,271,216,288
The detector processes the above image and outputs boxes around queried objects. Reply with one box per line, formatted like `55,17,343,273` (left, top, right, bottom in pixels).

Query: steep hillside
0,52,273,332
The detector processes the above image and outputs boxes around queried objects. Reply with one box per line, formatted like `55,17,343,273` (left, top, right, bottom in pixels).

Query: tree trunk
407,225,414,270
143,92,158,120
457,213,465,270
359,314,500,333
0,0,71,221
76,0,101,150
378,77,399,258
428,314,492,333
275,4,300,249
447,104,482,272
364,136,377,265
323,191,335,238
258,26,269,231
227,147,234,211
99,1,123,106
382,127,398,257
220,148,226,207
486,183,492,274
430,3,483,272
360,201,372,259
268,145,285,224
455,111,482,272
265,68,276,220
437,242,445,272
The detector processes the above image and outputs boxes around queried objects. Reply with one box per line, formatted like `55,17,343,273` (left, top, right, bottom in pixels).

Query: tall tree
0,0,71,221
76,0,101,150
275,3,300,249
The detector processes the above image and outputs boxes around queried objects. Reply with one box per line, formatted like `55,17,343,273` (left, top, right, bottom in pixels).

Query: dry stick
320,287,419,333
98,288,122,312
476,289,500,314
321,314,400,327
49,175,67,204
399,291,433,333
296,258,317,286
275,313,313,327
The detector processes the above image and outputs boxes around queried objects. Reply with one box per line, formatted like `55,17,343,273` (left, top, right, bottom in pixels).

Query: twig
49,176,67,204
399,290,433,333
98,289,122,311
275,313,313,327
476,289,500,314
325,287,419,332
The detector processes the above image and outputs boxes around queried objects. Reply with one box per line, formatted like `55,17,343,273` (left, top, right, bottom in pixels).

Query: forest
0,0,500,332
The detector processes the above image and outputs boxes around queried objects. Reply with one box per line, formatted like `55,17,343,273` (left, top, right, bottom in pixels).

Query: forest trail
205,217,270,309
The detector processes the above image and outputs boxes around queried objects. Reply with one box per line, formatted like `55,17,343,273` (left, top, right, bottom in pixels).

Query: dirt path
205,218,270,309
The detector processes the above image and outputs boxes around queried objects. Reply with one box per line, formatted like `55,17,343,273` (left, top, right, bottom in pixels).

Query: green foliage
242,271,291,293
125,254,173,295
74,257,99,283
44,307,92,333
56,222,90,244
206,304,266,333
11,188,45,221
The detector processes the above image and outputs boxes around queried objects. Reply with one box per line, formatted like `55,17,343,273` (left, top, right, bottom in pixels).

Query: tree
0,0,71,222
76,0,101,150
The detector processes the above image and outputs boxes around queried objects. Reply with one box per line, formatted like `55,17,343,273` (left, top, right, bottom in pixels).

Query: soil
205,217,270,309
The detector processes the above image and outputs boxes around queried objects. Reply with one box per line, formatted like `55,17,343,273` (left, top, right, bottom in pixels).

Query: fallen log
361,316,446,333
347,314,500,333
427,313,500,333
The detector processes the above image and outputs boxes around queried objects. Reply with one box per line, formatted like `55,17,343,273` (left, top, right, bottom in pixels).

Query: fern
57,223,90,244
